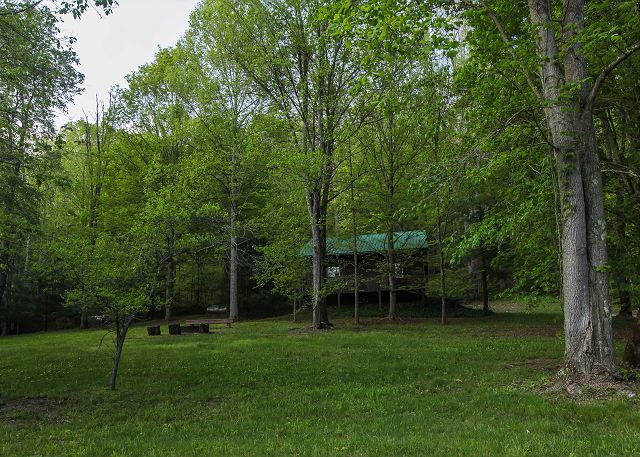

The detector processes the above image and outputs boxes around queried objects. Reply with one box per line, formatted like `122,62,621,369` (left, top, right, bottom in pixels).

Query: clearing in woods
1,301,639,456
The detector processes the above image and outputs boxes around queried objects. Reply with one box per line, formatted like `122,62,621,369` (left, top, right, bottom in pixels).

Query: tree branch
0,1,44,16
484,9,542,101
587,41,640,109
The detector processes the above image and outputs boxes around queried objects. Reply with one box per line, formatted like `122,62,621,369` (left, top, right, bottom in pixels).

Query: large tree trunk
528,0,617,384
309,195,330,329
564,0,616,381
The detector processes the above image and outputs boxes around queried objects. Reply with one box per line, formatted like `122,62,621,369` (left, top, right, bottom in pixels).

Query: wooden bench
185,318,233,331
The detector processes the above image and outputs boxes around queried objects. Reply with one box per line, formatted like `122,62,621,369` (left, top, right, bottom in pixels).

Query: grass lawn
1,301,639,456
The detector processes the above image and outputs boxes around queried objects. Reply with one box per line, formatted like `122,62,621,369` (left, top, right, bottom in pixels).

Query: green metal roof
300,230,427,256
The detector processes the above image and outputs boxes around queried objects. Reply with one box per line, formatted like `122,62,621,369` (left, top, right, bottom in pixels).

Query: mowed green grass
1,303,639,456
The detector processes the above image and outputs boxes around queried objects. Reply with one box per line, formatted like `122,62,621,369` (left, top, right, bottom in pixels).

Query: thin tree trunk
387,227,397,320
164,255,175,322
480,245,490,313
601,113,634,317
435,189,446,325
109,312,136,391
229,135,239,321
481,269,489,313
349,153,360,325
43,294,48,332
83,107,105,329
229,233,239,321
80,309,88,329
432,101,447,325
0,238,9,309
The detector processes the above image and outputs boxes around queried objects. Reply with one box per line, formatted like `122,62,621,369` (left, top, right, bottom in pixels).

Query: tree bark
164,254,175,322
387,227,397,320
528,0,617,384
349,154,360,325
436,189,446,325
432,102,447,325
229,233,239,321
0,238,9,309
80,309,88,329
109,312,136,391
228,137,239,322
309,200,330,329
481,269,489,314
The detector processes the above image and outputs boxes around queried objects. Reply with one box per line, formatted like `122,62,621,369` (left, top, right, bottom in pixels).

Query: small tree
66,233,154,390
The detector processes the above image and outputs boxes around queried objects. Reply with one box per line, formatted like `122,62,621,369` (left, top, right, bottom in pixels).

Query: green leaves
58,0,118,18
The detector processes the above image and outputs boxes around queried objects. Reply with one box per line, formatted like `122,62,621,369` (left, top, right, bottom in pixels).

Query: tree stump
199,323,210,334
147,325,161,336
168,322,181,335
184,324,199,333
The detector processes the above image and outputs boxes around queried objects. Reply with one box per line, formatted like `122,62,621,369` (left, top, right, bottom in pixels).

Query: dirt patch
201,396,226,408
542,380,639,404
0,396,69,428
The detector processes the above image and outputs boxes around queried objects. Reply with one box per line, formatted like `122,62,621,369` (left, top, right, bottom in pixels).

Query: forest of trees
1,0,640,390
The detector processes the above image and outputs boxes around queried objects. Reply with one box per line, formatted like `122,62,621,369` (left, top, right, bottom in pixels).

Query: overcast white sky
55,0,200,127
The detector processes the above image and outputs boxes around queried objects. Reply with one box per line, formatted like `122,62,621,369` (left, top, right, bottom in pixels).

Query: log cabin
301,230,428,307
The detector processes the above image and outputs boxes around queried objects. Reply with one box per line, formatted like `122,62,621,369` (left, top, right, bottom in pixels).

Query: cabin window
394,263,404,278
327,266,340,278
